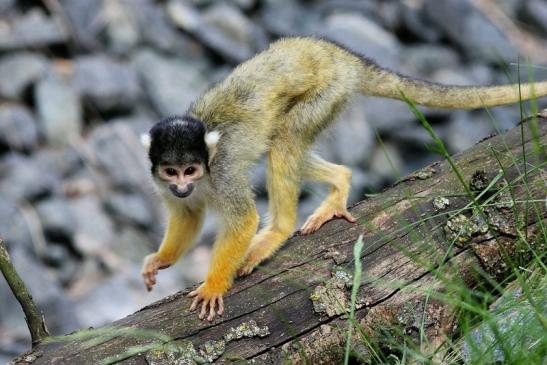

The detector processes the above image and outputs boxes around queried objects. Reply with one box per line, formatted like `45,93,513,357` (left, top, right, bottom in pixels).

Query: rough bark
13,114,546,364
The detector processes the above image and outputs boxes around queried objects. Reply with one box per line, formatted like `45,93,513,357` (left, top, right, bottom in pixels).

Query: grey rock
35,72,82,147
0,9,68,51
0,193,33,253
0,154,60,201
0,104,40,153
524,0,547,35
369,142,403,180
389,122,447,148
0,52,48,99
229,0,255,10
362,97,418,132
168,1,267,63
260,0,321,36
104,192,155,229
133,49,209,116
400,1,441,43
136,0,198,55
102,0,140,55
33,147,84,178
198,3,268,62
489,106,521,131
86,121,150,189
430,63,494,88
0,0,15,14
496,0,523,18
72,55,140,113
74,266,189,327
166,0,202,32
347,167,376,204
69,195,116,255
8,245,81,334
329,96,375,167
36,198,76,245
322,13,401,69
462,284,545,364
40,242,73,268
110,226,155,263
423,0,518,63
0,272,31,344
399,45,460,77
60,0,103,50
446,111,494,153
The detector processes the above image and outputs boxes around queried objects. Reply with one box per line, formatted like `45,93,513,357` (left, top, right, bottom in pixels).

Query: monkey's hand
187,283,225,321
142,254,172,291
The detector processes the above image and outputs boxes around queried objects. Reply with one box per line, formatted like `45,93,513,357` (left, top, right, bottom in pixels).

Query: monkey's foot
237,259,258,277
237,247,267,277
141,254,172,292
300,207,356,235
188,283,225,321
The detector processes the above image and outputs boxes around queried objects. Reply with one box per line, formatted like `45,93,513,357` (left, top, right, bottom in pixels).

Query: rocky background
1,0,546,361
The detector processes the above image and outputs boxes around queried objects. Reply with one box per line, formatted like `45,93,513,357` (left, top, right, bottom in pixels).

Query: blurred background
0,0,546,360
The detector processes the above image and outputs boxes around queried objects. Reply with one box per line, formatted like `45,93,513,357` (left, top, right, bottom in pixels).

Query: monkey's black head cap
148,116,208,174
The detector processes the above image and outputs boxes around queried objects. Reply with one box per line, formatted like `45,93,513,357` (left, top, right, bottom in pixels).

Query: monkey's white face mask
140,130,221,200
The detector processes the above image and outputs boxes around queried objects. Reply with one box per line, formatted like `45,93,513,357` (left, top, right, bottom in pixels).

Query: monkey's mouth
169,184,194,198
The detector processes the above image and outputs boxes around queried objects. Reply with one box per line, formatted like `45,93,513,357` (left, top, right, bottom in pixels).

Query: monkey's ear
205,130,221,163
140,133,151,150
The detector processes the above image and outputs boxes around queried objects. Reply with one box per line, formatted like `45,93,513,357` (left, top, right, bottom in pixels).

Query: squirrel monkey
141,37,547,321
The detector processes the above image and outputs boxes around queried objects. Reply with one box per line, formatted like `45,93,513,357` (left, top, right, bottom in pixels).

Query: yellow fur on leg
188,207,259,320
142,204,204,291
238,145,301,276
300,154,355,234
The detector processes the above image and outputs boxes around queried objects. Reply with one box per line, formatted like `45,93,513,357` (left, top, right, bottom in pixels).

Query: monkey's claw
300,208,356,235
141,254,171,292
187,283,225,321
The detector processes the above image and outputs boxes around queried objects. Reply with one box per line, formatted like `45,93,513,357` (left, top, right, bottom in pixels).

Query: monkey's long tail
360,66,547,109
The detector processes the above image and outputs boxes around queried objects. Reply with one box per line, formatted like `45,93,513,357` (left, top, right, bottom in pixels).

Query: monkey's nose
169,184,194,198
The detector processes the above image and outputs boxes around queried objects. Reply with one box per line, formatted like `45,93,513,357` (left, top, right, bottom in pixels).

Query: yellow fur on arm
156,205,204,264
205,208,259,293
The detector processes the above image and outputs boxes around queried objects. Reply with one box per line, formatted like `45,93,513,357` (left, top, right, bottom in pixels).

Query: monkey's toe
300,208,356,235
237,264,255,277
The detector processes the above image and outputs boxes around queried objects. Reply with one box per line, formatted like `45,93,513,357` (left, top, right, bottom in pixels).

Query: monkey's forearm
205,208,259,293
155,206,204,264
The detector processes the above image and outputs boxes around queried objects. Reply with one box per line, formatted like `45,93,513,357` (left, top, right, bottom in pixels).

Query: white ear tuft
205,130,221,164
204,130,221,148
140,133,151,150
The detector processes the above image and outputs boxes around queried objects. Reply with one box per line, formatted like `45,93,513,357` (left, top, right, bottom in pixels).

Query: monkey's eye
184,166,196,176
165,168,177,177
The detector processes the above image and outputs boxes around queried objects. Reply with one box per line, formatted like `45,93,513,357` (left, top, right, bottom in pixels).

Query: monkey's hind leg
237,145,302,276
300,153,356,235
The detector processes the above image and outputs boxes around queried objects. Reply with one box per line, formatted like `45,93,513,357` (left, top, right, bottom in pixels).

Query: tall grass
340,86,545,364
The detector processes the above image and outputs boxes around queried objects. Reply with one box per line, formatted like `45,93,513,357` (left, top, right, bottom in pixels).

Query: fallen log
13,113,546,364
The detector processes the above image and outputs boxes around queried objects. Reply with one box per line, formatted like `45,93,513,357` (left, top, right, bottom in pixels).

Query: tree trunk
13,114,546,365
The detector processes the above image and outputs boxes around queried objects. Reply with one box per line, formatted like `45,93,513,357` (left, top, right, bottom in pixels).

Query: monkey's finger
143,275,154,291
187,289,198,298
190,295,200,311
217,297,224,316
207,297,217,321
199,300,208,320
